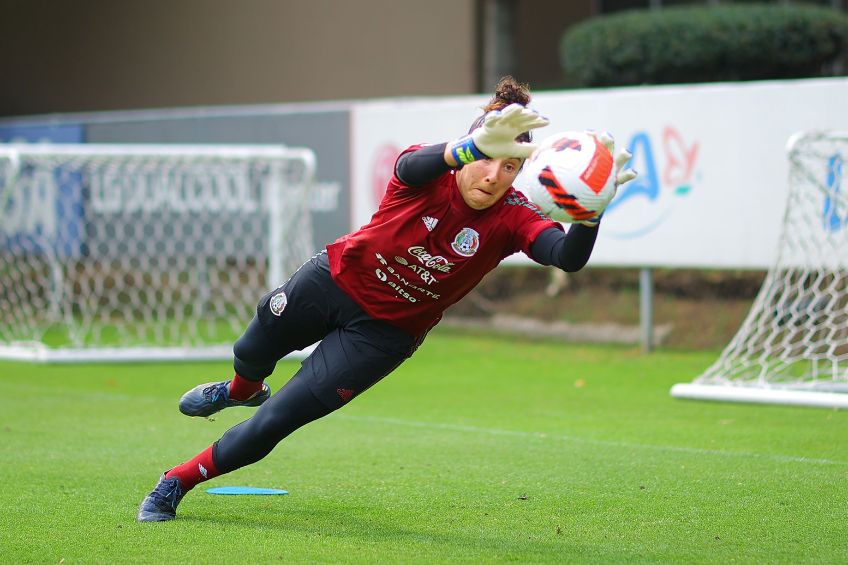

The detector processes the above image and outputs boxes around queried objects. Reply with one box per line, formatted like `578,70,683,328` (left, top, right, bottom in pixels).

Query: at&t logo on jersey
451,227,480,257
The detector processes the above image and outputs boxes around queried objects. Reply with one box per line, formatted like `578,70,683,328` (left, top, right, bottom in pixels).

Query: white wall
351,78,848,269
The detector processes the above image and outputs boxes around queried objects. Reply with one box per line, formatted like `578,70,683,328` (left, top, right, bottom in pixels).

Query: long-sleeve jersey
327,144,598,337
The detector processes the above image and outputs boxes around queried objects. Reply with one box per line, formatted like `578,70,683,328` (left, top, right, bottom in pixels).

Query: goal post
0,143,316,363
671,131,848,409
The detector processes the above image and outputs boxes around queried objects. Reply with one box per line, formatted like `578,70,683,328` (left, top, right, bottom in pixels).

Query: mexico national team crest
269,291,287,316
451,227,480,257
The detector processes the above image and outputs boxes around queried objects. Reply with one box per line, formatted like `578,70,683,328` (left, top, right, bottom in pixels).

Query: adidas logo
422,216,439,232
198,463,208,479
336,388,355,402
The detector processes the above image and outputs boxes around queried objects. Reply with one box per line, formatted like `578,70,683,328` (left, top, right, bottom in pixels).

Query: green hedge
561,4,848,87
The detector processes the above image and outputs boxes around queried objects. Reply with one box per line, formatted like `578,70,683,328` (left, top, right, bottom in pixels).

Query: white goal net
0,143,315,362
672,131,848,408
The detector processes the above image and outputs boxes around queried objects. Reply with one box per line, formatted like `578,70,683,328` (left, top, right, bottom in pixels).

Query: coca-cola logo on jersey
407,246,455,272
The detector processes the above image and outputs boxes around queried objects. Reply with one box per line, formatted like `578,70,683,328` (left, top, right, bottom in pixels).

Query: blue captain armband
449,135,487,168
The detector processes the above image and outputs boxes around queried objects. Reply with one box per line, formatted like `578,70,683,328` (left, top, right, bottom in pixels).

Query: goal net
0,143,315,362
671,131,848,408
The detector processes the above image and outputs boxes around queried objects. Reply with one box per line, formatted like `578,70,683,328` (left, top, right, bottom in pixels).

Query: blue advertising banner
0,123,86,258
0,123,85,143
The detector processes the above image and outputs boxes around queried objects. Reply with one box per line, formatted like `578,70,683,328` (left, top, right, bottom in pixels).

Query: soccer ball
519,130,616,223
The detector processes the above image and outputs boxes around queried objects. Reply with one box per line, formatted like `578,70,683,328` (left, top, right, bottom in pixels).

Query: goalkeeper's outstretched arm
395,143,451,186
395,102,549,187
530,225,598,272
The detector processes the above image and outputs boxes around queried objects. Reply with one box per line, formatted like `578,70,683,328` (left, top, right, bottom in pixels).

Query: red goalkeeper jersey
327,145,562,337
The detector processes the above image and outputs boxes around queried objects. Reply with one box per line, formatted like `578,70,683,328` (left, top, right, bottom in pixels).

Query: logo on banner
823,154,845,232
451,227,480,257
604,126,699,239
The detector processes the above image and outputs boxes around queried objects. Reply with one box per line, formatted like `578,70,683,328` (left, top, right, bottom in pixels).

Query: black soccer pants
213,252,418,473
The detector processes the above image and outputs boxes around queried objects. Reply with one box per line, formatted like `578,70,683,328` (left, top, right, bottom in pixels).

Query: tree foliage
561,5,848,87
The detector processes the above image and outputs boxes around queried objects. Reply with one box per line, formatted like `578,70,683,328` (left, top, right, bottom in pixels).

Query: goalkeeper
138,76,636,522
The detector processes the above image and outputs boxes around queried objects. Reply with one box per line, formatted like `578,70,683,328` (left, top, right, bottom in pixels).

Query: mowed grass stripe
336,413,848,467
1,331,846,564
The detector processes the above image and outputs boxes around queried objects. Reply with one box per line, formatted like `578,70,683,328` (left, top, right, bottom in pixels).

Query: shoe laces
153,477,185,509
202,382,229,403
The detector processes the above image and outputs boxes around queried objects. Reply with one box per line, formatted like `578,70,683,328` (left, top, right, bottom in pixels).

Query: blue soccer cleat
178,380,271,417
137,474,186,522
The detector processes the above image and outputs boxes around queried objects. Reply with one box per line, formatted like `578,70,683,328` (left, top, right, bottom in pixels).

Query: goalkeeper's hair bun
468,76,533,142
483,76,531,113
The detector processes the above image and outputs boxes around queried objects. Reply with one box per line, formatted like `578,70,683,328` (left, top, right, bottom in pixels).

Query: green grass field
1,330,846,564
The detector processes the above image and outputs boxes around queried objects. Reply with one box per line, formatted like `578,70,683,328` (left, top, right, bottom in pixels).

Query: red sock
165,445,220,490
228,373,264,401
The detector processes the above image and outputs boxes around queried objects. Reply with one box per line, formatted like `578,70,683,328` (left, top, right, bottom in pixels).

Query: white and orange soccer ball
520,130,617,223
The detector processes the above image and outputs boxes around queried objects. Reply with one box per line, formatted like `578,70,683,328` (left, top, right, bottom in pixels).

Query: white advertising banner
351,78,848,269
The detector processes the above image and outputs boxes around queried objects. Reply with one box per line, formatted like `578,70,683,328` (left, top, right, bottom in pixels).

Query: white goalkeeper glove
580,130,638,227
449,103,549,166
